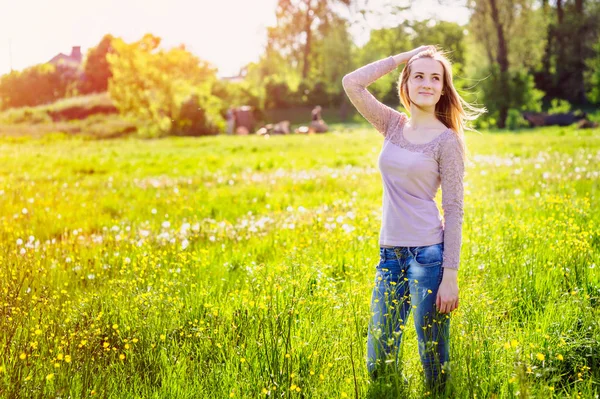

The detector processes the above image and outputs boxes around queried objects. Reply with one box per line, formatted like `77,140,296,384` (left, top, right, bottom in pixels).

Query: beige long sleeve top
342,56,465,270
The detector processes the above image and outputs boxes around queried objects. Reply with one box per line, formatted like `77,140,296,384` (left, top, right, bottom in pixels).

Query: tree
464,0,547,127
0,63,73,109
80,34,114,94
268,0,351,80
585,38,600,104
107,34,225,136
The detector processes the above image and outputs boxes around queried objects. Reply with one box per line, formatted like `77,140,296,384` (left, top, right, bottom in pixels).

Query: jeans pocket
411,243,443,267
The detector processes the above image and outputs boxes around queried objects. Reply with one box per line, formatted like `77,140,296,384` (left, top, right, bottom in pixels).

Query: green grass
0,125,599,398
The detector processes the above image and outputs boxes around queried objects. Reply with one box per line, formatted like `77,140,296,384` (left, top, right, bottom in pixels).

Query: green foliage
477,65,544,123
212,80,262,111
107,34,224,137
505,109,529,130
585,39,600,104
80,34,114,94
319,19,354,103
547,99,572,115
264,78,294,109
0,63,76,110
0,92,115,125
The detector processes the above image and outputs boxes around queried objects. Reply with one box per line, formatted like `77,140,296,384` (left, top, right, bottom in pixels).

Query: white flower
162,221,171,229
342,224,355,233
181,239,189,250
16,238,23,246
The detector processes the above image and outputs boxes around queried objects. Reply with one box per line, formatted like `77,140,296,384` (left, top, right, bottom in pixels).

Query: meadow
0,124,599,398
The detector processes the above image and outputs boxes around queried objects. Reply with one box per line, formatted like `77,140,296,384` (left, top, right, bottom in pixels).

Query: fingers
437,298,459,314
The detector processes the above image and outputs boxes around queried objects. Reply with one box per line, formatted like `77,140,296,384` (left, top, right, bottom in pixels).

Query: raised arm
341,46,434,135
342,56,402,135
439,134,466,271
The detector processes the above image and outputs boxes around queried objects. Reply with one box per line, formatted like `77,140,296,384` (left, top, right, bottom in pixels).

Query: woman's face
406,58,445,109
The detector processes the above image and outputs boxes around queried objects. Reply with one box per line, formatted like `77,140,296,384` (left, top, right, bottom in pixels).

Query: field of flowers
1,125,599,398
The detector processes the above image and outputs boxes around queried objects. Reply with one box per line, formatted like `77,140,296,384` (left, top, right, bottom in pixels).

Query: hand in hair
408,45,437,58
393,45,437,67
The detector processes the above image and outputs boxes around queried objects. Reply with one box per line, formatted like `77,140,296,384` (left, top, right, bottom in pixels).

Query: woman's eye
433,77,440,81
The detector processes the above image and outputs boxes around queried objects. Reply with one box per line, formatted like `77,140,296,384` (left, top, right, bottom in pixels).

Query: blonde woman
342,45,485,393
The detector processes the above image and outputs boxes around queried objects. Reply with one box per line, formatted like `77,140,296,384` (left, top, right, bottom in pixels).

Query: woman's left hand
436,274,459,314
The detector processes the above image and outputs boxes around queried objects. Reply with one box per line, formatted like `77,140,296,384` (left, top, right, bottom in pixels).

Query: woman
342,45,485,392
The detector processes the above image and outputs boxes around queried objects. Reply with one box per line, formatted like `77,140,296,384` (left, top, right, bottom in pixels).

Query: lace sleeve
342,56,404,136
439,133,465,271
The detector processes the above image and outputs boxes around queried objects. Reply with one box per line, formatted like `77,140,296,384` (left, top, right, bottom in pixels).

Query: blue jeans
366,243,450,388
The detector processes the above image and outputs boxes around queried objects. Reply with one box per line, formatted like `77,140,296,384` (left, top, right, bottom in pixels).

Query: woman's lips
419,92,434,95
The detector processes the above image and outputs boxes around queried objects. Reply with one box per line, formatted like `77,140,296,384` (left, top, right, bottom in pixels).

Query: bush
0,63,77,110
107,34,225,137
172,94,224,136
506,109,529,130
585,39,600,104
547,98,572,114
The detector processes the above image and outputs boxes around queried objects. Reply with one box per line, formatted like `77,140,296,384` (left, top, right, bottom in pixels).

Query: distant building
48,46,82,68
219,75,245,84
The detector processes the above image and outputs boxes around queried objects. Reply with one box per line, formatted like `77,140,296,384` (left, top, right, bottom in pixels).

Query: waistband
380,242,443,260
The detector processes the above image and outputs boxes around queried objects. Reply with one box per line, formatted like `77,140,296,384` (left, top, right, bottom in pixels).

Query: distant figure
311,105,322,121
233,106,256,135
309,105,328,133
226,108,235,135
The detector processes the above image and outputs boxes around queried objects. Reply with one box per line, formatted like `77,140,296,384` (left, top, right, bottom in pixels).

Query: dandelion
46,373,54,381
536,353,545,361
119,354,125,360
64,355,71,363
160,334,166,341
19,353,26,360
556,354,564,360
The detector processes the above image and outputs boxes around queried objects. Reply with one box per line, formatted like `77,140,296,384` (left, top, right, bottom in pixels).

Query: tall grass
0,125,598,398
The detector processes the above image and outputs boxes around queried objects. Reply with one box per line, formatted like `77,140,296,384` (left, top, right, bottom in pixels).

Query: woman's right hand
407,45,436,59
394,45,437,66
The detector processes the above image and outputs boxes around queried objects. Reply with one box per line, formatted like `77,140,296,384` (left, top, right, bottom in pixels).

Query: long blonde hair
397,47,486,162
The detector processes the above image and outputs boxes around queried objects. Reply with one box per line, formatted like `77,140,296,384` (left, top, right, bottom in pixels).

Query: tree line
0,0,599,135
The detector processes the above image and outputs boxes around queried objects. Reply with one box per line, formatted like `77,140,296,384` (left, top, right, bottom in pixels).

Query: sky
0,0,470,78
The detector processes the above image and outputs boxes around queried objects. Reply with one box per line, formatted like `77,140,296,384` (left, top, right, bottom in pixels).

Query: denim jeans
366,243,450,388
